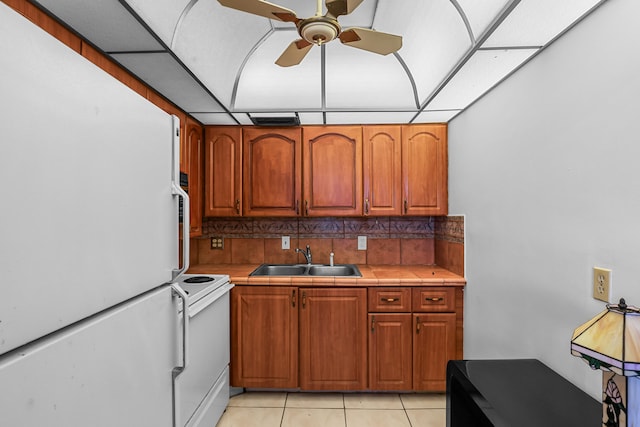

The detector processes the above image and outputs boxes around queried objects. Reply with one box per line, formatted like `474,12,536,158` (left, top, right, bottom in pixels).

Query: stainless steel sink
250,263,361,277
307,265,360,276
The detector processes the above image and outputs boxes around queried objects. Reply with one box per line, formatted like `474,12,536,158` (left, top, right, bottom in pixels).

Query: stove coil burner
183,276,215,284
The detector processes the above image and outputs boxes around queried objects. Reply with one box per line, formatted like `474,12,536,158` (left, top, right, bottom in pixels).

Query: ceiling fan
218,0,403,67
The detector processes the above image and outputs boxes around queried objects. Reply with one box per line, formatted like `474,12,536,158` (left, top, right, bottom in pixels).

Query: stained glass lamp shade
571,298,640,427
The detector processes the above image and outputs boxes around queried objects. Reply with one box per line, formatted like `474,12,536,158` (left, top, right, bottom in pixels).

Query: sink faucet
295,245,312,264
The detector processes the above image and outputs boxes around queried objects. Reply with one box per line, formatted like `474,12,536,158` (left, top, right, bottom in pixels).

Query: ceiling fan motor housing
298,16,341,45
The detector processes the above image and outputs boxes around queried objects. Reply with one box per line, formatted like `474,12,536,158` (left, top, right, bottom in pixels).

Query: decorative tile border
434,216,464,244
201,216,454,240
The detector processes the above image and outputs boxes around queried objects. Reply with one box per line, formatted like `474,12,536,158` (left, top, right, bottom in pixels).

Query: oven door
174,282,233,427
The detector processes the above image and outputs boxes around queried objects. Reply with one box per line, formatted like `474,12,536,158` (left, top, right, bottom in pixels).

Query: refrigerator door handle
171,283,189,375
171,115,189,281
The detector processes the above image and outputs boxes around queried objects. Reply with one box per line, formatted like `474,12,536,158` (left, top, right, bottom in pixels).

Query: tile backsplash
192,216,464,274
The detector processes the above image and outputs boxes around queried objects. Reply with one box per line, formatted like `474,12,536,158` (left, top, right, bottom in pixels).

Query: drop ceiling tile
483,0,605,47
375,0,473,103
325,43,416,109
325,111,416,125
455,0,511,41
126,0,192,47
414,110,462,123
426,48,538,111
34,0,163,52
190,112,240,125
234,31,322,110
111,52,225,113
298,112,325,125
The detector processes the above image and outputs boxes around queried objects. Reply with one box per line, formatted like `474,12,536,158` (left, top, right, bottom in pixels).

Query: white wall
448,0,640,399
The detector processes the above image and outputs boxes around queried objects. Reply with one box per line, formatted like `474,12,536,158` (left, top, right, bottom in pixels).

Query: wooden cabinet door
243,128,302,216
303,126,362,216
299,288,367,390
230,286,298,388
185,118,203,236
369,313,412,391
204,126,242,216
401,124,448,215
413,313,456,391
362,126,402,216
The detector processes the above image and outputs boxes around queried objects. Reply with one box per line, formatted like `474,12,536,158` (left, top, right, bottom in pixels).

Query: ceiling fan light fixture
299,17,341,45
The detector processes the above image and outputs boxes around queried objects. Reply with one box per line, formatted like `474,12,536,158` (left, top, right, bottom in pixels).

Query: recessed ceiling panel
374,0,472,104
172,0,272,108
234,31,322,110
34,0,163,52
483,0,604,47
414,110,462,123
111,52,225,113
426,48,538,110
325,43,415,109
326,111,417,125
455,0,511,41
125,0,192,47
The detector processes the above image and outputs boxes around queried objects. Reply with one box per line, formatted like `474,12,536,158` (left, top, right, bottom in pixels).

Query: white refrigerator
0,3,190,425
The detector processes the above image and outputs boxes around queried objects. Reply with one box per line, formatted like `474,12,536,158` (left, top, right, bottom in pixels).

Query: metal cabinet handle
296,200,300,215
416,316,420,334
371,315,375,333
235,199,240,214
425,297,444,302
292,289,296,308
305,200,309,216
364,198,369,215
302,291,306,308
404,199,408,214
382,297,399,303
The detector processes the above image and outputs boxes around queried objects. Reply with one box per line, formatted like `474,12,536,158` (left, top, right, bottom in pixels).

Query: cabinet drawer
412,288,455,312
368,288,411,312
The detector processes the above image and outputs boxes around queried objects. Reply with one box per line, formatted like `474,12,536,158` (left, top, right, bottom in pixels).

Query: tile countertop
185,264,466,287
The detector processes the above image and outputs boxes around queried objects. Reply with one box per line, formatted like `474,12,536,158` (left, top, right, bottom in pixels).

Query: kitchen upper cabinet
204,127,242,216
299,288,367,390
184,118,203,237
303,126,363,216
362,126,402,216
230,286,298,388
401,124,448,215
243,128,302,216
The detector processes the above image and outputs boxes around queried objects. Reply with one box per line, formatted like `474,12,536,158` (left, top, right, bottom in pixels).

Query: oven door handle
171,283,189,375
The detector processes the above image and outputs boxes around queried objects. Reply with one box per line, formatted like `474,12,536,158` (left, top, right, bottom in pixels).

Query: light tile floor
216,392,446,427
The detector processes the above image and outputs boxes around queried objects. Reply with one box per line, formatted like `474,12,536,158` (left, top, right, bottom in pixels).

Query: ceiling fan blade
325,0,364,17
275,39,313,67
218,0,298,22
339,27,402,55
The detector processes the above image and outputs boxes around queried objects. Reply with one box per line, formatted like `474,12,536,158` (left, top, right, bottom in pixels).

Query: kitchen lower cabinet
230,284,462,392
299,288,367,390
413,312,456,391
230,286,298,388
368,313,413,391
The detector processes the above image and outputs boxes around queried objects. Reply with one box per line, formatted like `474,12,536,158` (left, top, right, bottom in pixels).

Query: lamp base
602,372,640,426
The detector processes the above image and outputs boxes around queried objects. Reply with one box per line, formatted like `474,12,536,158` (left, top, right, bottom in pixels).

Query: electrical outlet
357,235,367,250
593,267,611,303
210,237,224,250
282,236,290,250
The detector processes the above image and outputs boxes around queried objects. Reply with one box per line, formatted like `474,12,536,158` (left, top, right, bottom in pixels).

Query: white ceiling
33,0,608,125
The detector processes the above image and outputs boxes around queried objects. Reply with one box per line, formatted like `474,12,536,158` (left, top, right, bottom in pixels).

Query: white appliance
0,4,230,426
173,275,234,427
